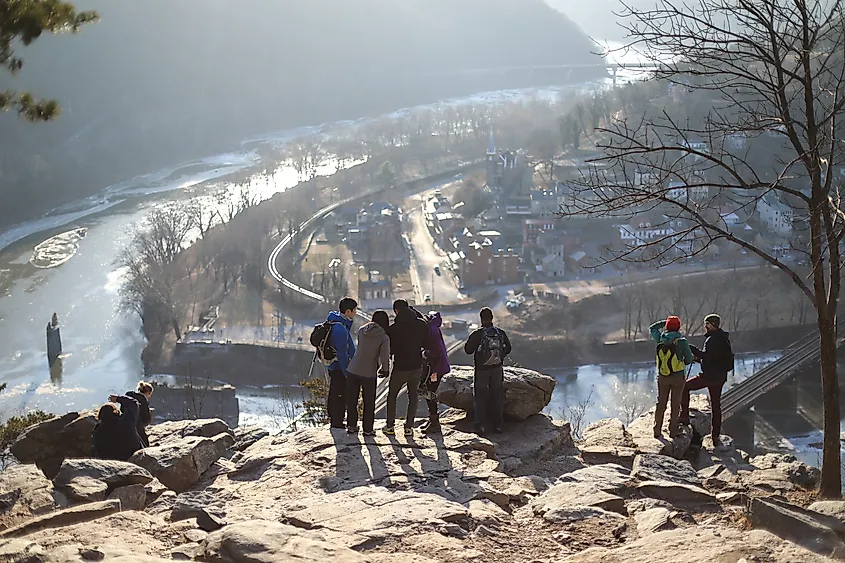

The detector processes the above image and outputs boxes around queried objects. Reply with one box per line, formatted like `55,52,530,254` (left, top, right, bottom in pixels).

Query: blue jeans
474,365,504,428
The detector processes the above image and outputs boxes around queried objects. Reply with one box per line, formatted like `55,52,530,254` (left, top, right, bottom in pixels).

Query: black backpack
476,327,504,367
310,321,338,366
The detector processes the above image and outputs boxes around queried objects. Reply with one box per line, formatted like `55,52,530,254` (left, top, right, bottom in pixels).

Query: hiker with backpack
464,307,512,435
649,315,694,439
345,310,391,436
311,297,358,429
384,299,429,437
680,313,734,447
419,311,451,435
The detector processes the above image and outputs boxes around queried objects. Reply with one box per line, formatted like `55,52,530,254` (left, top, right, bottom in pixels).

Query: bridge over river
723,328,845,449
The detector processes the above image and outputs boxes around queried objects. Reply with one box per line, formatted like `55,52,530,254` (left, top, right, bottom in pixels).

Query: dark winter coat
327,311,356,376
92,396,144,461
386,308,428,371
690,328,733,382
347,321,391,378
126,390,152,447
464,324,512,370
424,312,451,376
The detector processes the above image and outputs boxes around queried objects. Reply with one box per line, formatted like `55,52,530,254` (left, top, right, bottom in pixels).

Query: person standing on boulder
464,307,511,435
680,314,734,447
346,310,391,436
326,298,358,429
649,316,694,439
419,311,451,435
384,299,428,437
126,381,154,447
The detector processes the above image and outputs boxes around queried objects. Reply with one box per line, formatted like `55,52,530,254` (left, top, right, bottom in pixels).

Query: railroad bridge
722,330,845,449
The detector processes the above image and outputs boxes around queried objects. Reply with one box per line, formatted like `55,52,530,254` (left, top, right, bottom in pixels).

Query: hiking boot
346,426,358,434
404,427,414,437
422,422,442,435
653,430,663,439
474,424,487,436
383,426,396,436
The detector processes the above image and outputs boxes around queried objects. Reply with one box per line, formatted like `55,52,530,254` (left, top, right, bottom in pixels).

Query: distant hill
0,0,602,227
545,0,655,41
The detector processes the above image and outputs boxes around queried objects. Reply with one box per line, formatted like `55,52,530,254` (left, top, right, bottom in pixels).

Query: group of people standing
322,297,512,437
650,313,734,446
92,381,154,461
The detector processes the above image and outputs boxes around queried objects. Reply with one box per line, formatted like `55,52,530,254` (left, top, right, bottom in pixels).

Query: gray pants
654,372,686,437
386,368,422,429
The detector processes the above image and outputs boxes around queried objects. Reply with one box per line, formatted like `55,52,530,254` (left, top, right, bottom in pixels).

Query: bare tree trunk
818,310,841,496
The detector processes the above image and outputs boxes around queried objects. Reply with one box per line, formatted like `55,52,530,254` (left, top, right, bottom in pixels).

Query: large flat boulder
636,480,717,505
531,482,626,523
9,412,96,479
579,418,637,467
558,464,632,494
0,464,67,525
749,453,820,489
436,366,555,421
280,487,468,548
631,454,701,487
53,460,153,502
810,501,845,525
0,499,121,538
634,507,675,536
129,433,235,493
749,497,845,559
198,520,369,563
146,419,234,447
558,527,835,562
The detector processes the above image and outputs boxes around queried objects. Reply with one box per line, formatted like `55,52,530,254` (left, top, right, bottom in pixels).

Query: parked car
424,294,432,303
434,266,441,276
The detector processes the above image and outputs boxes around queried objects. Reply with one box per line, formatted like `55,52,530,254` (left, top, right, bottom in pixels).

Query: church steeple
487,127,496,157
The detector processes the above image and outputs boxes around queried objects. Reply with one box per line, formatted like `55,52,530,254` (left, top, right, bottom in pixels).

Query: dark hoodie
347,321,391,378
690,328,733,382
387,307,428,371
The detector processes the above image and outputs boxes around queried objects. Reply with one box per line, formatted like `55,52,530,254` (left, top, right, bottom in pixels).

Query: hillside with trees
0,0,602,228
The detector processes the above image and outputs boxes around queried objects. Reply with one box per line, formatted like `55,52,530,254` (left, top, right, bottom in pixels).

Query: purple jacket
425,313,451,376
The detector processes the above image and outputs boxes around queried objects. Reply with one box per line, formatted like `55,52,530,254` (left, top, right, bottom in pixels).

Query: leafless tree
118,206,194,341
558,0,845,495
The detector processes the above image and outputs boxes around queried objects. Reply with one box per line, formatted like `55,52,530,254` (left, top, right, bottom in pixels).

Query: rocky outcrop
9,412,96,478
749,497,845,558
198,520,370,562
130,433,235,493
436,366,555,420
0,464,67,527
53,459,153,503
146,419,234,446
0,390,836,563
579,418,637,467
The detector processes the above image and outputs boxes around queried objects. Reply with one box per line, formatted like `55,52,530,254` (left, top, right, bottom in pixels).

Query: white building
756,193,793,234
666,181,709,203
618,220,675,247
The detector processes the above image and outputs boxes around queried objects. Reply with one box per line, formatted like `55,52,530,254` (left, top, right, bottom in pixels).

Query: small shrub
0,411,53,450
299,377,329,425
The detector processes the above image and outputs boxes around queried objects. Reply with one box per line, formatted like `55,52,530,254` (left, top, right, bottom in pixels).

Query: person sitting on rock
464,307,511,436
649,315,694,439
346,310,391,436
92,395,144,461
126,381,154,448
